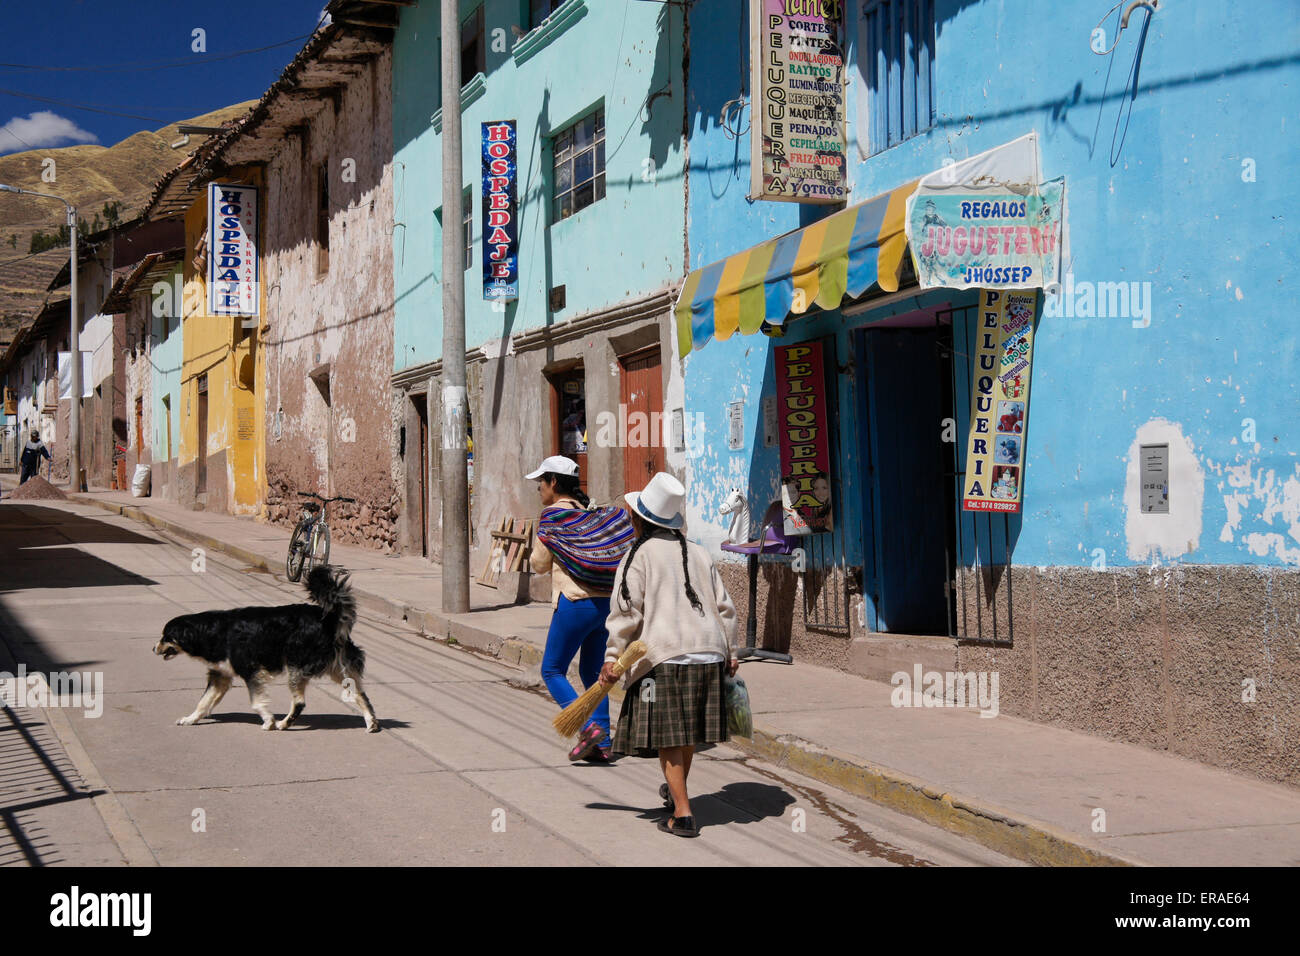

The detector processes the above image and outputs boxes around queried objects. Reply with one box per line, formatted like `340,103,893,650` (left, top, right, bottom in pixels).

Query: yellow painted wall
180,166,266,514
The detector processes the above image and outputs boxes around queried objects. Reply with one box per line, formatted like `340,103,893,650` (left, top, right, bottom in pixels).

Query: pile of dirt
6,476,67,500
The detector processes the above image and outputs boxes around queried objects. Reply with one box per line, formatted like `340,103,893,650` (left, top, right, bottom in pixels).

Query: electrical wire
0,33,314,74
0,88,166,123
0,247,70,270
0,123,38,152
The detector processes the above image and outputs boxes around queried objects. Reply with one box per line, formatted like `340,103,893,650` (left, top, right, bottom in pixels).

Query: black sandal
659,783,672,808
657,814,699,838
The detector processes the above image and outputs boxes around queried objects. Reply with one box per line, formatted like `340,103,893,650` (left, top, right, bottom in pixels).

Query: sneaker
583,745,612,764
568,724,608,762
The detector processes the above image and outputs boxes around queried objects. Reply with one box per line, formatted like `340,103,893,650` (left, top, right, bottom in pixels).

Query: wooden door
163,396,172,462
135,397,144,463
415,396,429,556
195,379,208,494
619,347,664,493
549,369,588,495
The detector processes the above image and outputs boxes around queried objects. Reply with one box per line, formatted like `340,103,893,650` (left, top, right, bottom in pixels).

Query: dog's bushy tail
305,564,357,641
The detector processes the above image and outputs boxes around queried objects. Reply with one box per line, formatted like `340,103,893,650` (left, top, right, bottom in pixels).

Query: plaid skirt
611,661,728,758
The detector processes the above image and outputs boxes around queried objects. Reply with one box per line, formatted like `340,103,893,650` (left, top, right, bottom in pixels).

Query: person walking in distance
20,429,51,484
601,472,739,838
528,456,634,762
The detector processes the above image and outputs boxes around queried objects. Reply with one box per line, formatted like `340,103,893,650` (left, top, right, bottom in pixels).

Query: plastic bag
724,674,753,738
131,464,151,497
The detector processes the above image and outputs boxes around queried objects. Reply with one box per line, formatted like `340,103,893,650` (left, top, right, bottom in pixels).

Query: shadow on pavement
0,504,160,593
0,503,163,546
190,711,412,732
586,780,796,830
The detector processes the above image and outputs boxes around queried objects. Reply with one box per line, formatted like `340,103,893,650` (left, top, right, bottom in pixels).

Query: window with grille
860,0,936,155
552,108,605,223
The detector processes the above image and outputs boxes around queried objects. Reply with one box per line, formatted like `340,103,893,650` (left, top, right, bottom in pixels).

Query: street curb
726,728,1146,867
67,492,1145,867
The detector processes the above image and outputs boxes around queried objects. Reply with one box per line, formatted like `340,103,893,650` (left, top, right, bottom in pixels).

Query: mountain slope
0,102,256,339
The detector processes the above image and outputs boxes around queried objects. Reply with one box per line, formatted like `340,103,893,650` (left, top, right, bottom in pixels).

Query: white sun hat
624,472,686,530
525,455,580,480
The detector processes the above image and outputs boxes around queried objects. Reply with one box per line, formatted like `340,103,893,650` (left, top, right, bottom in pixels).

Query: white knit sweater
604,530,738,685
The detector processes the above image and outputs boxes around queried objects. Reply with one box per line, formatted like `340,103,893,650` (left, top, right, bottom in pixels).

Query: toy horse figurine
719,487,752,545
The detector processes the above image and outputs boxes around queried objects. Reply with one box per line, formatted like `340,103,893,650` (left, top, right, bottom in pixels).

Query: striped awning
675,180,918,356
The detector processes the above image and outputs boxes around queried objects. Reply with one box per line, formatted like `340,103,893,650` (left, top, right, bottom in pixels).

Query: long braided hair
619,518,704,614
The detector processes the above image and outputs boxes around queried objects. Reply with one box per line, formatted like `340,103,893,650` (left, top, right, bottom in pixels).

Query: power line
0,123,37,151
0,33,314,75
0,88,165,123
0,244,75,269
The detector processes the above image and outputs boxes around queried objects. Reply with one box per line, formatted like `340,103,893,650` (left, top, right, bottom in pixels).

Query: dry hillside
0,102,255,340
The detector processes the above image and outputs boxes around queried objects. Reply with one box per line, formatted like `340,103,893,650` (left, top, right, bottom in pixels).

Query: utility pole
440,0,470,613
68,204,81,491
0,184,80,490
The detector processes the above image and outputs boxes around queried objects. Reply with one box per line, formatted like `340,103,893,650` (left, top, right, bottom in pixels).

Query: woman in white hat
527,455,634,762
600,471,739,838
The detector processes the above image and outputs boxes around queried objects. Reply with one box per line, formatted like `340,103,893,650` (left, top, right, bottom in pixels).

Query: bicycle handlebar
297,492,357,504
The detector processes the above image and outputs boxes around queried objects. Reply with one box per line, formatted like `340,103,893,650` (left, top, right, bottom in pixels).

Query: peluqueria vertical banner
750,0,848,203
775,341,834,534
962,289,1036,512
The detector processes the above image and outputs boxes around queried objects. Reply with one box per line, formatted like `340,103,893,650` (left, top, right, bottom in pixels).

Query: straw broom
552,640,647,737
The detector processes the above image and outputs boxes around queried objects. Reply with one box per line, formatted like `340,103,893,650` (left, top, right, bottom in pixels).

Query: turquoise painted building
149,263,183,497
389,0,689,561
677,0,1299,780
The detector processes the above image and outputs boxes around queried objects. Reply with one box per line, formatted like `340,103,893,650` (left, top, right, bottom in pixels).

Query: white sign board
56,351,93,399
207,183,260,316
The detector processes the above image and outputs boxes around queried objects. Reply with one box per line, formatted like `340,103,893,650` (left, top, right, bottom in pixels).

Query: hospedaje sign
749,0,848,204
905,179,1065,290
482,121,518,301
775,342,834,534
962,289,1037,513
206,183,259,316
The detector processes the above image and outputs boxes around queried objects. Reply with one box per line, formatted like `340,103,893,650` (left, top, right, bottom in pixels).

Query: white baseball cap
525,455,580,480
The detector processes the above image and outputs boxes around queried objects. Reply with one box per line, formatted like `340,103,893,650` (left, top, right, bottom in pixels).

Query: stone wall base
722,559,1300,787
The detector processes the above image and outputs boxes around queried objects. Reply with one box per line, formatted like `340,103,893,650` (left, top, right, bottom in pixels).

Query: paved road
0,499,1018,866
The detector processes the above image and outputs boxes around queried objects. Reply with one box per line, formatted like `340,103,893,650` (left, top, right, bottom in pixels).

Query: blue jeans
541,595,612,739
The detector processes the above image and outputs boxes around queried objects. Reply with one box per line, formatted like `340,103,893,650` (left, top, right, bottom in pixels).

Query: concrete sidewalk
11,477,1300,867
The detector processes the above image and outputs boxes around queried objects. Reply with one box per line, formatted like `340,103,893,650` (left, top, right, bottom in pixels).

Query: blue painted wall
151,264,183,463
682,0,1300,577
391,0,687,371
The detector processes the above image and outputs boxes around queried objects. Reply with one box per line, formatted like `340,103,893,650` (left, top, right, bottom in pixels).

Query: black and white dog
153,565,380,732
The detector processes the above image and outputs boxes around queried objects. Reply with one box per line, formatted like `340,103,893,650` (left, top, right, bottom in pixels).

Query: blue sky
0,0,330,156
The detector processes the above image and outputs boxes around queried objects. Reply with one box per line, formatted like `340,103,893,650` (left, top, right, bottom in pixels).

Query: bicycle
286,492,356,582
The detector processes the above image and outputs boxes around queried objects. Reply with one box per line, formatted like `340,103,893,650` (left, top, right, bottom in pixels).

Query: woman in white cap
600,471,739,838
527,455,634,762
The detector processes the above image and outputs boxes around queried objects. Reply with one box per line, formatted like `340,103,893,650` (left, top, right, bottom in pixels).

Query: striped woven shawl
537,505,634,591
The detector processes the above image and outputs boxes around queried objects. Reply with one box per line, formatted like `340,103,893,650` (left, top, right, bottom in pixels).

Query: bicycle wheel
306,521,331,574
286,518,310,582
